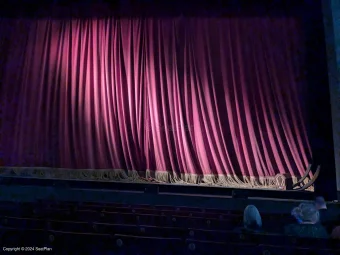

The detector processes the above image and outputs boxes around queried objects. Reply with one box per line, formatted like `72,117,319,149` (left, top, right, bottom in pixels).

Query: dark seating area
0,201,339,254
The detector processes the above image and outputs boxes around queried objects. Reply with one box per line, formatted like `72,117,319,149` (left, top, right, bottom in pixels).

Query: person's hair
291,203,320,223
315,196,326,209
243,205,262,230
331,226,340,239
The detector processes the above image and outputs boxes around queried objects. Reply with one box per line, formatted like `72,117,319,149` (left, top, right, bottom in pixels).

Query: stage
0,0,338,205
0,175,338,218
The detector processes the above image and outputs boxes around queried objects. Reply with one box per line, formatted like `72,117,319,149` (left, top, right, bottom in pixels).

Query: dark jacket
284,223,329,239
318,208,333,233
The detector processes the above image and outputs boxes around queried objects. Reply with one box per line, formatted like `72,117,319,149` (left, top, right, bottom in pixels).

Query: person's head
315,196,327,210
291,203,320,224
243,205,262,230
331,226,340,239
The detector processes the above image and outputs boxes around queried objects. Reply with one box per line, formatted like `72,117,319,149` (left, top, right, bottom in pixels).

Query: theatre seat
227,243,260,255
0,216,94,233
94,223,188,238
259,245,337,255
46,219,92,232
94,211,169,226
187,228,237,243
46,202,241,224
49,230,113,253
185,239,228,255
189,217,238,230
284,236,331,250
113,234,184,255
328,239,340,251
98,205,234,220
236,232,284,245
0,227,49,247
155,205,196,212
83,204,135,214
0,204,20,216
142,225,188,238
0,216,45,229
132,204,157,210
97,211,140,224
155,209,233,220
185,239,256,255
233,233,332,249
93,223,139,235
33,208,73,220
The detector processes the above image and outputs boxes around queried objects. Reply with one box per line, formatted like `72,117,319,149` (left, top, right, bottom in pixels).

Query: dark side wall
304,0,337,200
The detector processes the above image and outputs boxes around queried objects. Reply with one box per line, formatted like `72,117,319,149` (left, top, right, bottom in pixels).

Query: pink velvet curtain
0,17,311,185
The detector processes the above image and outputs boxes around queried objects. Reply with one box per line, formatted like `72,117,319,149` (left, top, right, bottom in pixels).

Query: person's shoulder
301,224,329,238
314,224,329,236
314,223,327,229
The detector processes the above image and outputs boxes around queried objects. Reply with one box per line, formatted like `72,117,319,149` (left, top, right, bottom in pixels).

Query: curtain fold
0,17,312,188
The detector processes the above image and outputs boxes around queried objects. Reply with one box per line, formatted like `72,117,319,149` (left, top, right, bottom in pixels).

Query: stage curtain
0,17,312,188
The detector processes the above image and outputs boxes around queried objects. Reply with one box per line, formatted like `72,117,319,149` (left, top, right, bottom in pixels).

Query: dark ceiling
0,0,317,18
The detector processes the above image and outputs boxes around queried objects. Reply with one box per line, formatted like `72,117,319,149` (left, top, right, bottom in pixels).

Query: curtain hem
0,167,313,191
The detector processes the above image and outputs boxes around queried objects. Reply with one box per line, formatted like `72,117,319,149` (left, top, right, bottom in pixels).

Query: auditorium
0,0,340,254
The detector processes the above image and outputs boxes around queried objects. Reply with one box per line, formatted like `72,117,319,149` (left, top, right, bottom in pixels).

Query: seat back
0,227,49,247
49,230,112,253
259,244,337,255
113,234,184,255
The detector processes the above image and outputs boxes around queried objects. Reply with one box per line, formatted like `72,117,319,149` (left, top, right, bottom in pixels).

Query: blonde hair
291,203,319,223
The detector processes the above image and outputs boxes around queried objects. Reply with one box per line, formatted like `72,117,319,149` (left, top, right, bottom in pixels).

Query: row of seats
40,201,288,220
0,227,338,255
0,202,293,232
0,201,338,254
0,200,290,222
1,210,240,230
1,215,340,249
